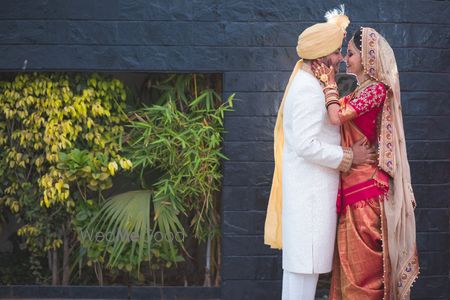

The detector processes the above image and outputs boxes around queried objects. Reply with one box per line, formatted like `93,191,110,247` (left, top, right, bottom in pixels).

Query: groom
264,7,376,300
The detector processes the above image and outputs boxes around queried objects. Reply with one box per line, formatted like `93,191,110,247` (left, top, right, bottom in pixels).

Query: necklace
354,77,375,95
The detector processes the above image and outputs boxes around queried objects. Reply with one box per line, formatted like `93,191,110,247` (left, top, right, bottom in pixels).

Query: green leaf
86,190,152,274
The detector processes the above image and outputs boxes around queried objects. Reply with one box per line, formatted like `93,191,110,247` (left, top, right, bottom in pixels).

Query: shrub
0,73,130,284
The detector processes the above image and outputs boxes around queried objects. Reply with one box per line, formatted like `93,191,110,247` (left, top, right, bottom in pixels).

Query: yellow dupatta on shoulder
264,60,303,249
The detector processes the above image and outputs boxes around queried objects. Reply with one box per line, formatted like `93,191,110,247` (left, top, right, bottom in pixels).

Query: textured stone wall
0,0,448,299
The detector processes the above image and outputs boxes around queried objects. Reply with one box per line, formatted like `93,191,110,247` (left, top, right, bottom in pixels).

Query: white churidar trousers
282,270,319,300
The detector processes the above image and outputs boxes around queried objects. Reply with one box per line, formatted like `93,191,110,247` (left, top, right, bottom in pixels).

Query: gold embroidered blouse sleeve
338,83,387,124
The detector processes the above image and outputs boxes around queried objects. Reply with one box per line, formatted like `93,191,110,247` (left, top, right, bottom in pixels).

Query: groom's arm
291,81,352,172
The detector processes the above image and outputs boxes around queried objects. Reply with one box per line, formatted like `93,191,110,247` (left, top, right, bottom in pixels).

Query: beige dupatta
360,27,419,300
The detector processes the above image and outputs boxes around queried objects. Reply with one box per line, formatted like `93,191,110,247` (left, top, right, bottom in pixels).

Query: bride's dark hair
352,28,363,51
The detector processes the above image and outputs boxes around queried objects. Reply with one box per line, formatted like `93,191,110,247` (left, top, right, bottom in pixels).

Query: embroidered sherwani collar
301,62,315,77
302,62,324,87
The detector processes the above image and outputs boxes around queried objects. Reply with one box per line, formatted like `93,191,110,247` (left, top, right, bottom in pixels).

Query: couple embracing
264,5,419,300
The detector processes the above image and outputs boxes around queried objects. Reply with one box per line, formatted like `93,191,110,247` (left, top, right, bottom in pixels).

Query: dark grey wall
0,0,449,299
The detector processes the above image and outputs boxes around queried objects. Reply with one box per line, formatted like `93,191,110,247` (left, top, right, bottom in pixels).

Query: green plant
0,73,130,284
128,74,232,239
0,72,232,286
86,74,233,285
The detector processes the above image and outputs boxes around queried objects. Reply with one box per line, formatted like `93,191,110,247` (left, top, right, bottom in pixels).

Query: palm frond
85,190,152,273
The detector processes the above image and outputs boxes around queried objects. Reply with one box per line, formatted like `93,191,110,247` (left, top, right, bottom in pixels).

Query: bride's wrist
322,82,337,90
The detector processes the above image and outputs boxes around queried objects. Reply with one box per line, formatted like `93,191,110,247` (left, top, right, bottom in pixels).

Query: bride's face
345,40,364,76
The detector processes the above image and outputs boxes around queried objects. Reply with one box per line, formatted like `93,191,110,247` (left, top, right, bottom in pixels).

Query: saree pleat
330,197,391,300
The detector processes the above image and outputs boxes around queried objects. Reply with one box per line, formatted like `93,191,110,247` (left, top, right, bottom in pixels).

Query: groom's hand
351,138,376,165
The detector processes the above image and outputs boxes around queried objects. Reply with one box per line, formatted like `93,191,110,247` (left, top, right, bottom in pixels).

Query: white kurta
281,69,342,274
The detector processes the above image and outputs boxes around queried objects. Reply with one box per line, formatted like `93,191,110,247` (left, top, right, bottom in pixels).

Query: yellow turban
296,9,350,59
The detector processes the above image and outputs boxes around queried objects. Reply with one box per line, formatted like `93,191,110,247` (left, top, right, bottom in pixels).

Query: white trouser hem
282,270,319,300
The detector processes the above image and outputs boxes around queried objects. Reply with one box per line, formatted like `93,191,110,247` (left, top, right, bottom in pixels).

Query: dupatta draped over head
264,6,349,249
358,27,419,300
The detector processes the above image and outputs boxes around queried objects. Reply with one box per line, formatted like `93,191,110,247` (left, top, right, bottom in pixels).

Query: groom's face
321,47,343,73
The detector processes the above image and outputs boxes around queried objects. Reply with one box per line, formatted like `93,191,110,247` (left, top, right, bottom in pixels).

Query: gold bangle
323,88,337,94
326,101,339,108
325,90,338,97
322,82,337,91
326,98,339,103
325,95,338,102
325,100,339,106
325,96,339,103
325,90,338,96
324,91,338,98
326,100,338,106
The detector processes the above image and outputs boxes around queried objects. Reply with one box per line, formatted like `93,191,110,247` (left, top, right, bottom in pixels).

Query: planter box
0,285,220,299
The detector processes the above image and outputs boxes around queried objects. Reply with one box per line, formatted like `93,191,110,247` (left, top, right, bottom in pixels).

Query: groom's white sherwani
282,67,344,274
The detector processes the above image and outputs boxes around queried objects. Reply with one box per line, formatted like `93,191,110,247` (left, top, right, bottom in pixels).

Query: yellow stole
264,60,303,249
